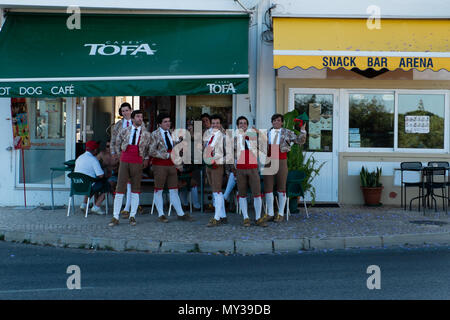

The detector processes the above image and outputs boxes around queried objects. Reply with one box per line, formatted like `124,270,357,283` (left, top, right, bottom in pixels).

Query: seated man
74,140,109,214
97,141,119,193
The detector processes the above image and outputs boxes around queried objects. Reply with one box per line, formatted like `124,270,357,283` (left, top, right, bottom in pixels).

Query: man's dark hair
157,113,171,124
271,113,284,123
131,110,143,119
119,102,132,116
236,116,249,126
201,113,211,121
210,114,222,124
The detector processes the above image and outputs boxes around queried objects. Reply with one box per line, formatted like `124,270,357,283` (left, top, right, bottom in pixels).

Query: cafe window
294,93,333,152
348,93,394,148
397,94,445,149
347,91,447,152
18,98,67,185
186,95,233,130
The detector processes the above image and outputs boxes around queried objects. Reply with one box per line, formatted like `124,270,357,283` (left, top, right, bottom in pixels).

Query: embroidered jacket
149,128,183,161
110,119,126,155
203,128,226,165
114,125,151,160
110,119,147,154
262,127,307,153
232,128,262,169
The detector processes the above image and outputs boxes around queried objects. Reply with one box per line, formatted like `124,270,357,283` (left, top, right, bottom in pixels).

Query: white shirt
128,125,142,145
74,151,104,178
205,128,221,148
269,128,281,145
159,127,174,149
122,119,132,128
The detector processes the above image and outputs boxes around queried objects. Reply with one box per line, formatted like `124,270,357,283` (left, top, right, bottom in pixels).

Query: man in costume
261,113,307,223
149,113,193,223
108,110,151,227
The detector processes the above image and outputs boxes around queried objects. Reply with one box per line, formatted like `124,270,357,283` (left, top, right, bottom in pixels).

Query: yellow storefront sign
273,18,450,71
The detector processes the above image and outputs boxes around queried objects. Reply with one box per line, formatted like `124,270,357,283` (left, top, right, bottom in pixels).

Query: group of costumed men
108,102,307,228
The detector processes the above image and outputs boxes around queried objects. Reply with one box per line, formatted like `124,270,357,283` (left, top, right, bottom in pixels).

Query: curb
0,229,449,254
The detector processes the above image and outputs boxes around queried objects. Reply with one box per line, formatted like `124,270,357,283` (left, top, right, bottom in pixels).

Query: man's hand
112,154,119,161
143,159,149,168
301,123,307,132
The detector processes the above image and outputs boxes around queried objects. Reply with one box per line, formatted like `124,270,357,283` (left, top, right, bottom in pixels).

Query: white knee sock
154,190,164,217
239,197,248,219
223,173,236,201
180,189,188,206
254,196,262,220
278,192,286,216
213,192,222,221
265,192,274,216
113,193,124,220
191,186,200,209
169,189,185,216
130,192,139,218
124,183,131,211
219,193,226,218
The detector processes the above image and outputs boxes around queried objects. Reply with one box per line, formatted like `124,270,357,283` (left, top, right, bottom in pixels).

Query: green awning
0,13,249,97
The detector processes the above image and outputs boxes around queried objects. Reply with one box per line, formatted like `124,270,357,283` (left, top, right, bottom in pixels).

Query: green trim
0,78,248,98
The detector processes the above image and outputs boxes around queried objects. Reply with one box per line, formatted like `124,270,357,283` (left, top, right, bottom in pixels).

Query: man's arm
286,127,307,145
110,122,118,155
93,157,105,179
114,129,124,156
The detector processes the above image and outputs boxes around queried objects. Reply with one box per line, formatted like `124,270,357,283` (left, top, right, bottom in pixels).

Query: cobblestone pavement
0,205,449,242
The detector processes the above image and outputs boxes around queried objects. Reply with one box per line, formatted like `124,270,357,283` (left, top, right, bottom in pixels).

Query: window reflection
19,98,66,185
294,94,333,152
398,94,445,149
349,93,394,148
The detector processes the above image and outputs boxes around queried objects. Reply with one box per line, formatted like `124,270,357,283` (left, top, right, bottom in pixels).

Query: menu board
405,116,429,134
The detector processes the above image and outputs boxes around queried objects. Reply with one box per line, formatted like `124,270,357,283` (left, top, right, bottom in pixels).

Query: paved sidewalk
0,205,449,254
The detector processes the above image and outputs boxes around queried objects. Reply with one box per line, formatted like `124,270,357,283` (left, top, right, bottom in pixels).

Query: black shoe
220,217,228,224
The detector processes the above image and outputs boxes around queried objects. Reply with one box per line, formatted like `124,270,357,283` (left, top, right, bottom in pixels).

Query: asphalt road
0,241,448,300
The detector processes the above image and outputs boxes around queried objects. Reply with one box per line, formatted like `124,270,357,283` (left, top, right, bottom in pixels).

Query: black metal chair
422,166,448,214
426,162,449,211
400,162,423,210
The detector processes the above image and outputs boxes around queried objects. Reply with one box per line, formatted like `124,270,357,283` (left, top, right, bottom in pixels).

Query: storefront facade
272,0,450,204
0,0,275,207
2,0,448,207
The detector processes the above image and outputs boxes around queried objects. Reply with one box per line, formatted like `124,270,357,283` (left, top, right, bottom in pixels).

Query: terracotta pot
360,186,383,206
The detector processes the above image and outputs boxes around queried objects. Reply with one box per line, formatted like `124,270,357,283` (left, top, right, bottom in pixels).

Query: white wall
272,0,450,18
0,98,17,205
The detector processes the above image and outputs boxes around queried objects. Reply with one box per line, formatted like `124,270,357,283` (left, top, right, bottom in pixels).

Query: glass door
289,89,339,202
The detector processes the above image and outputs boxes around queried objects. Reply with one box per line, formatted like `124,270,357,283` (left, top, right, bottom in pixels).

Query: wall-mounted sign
11,98,31,149
405,115,429,134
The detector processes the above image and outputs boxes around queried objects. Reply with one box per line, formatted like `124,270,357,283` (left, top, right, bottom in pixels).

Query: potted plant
360,166,383,206
283,110,325,212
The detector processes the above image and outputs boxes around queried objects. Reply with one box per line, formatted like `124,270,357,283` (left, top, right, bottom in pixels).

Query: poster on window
308,103,321,122
11,98,31,150
309,133,321,150
405,116,429,134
